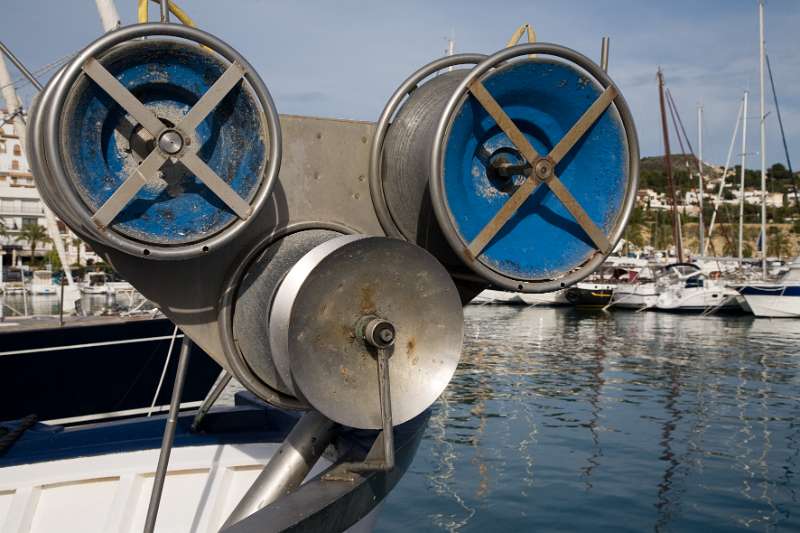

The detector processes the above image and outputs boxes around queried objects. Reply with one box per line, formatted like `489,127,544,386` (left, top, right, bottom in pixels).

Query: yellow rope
137,0,148,23
139,0,196,26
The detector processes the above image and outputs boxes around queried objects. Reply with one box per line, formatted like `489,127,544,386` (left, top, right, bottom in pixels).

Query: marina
380,305,800,532
0,0,798,532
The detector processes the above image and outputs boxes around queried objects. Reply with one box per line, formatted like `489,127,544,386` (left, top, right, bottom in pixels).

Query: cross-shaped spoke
180,151,252,219
465,78,617,258
91,149,168,228
178,61,245,133
82,58,165,138
82,57,253,228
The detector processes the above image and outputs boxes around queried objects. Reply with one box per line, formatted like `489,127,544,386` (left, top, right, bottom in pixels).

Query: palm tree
15,223,51,267
71,237,82,266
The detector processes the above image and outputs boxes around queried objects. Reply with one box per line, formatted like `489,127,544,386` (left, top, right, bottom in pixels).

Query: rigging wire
666,89,696,160
0,52,76,93
765,53,800,213
665,89,687,157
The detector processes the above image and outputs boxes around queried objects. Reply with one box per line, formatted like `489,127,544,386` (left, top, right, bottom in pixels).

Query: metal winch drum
27,23,281,260
27,24,639,433
371,43,639,292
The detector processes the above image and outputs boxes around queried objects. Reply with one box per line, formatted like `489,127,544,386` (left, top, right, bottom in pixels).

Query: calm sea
378,305,800,532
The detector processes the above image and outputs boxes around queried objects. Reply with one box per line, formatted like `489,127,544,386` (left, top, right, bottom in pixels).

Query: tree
15,224,51,266
71,237,82,266
46,249,62,270
767,226,793,260
723,239,753,258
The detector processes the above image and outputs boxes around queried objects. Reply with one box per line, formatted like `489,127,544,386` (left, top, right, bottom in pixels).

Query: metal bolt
158,129,184,155
378,326,394,344
534,158,554,181
358,316,396,350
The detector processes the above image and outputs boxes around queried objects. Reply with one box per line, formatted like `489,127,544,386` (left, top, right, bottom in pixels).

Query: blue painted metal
443,59,629,280
62,41,266,245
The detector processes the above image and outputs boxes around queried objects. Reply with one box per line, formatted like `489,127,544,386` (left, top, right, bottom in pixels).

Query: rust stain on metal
360,284,377,314
407,338,418,366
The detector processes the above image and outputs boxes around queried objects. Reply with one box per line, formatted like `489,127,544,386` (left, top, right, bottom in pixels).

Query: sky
2,0,798,168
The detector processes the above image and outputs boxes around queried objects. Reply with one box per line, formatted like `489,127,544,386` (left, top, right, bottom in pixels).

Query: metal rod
147,325,179,417
758,0,767,278
739,91,749,264
160,0,169,22
191,370,232,432
697,105,706,256
0,42,43,91
600,37,609,72
222,410,336,530
377,348,395,470
59,277,65,327
143,335,193,533
657,69,684,262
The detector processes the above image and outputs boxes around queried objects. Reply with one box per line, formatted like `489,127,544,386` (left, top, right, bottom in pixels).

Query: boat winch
372,44,639,292
27,24,638,433
27,23,280,260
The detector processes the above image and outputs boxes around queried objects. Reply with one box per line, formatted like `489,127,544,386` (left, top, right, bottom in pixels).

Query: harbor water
378,305,800,532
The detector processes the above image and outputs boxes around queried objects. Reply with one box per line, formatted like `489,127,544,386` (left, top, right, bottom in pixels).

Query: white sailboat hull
0,442,377,533
739,293,800,317
656,287,741,311
609,284,659,309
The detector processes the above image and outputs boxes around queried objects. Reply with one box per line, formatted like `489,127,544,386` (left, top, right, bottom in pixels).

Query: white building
637,188,672,211
0,109,95,267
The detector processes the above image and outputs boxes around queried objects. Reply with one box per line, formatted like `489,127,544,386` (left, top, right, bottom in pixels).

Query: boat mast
758,0,767,278
697,105,705,256
739,91,749,265
704,98,744,256
658,69,684,263
93,0,121,31
0,45,75,288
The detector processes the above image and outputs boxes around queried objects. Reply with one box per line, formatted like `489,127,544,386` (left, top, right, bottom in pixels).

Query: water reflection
379,307,800,532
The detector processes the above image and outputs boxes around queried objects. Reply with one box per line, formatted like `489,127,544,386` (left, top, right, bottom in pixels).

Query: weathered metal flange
369,53,486,240
269,235,464,429
431,43,639,292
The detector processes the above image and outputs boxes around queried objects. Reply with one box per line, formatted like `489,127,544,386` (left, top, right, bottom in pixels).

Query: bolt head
534,158,554,181
363,317,396,349
158,129,184,155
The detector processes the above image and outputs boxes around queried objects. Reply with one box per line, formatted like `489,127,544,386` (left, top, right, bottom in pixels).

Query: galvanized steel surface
369,53,486,240
269,236,464,429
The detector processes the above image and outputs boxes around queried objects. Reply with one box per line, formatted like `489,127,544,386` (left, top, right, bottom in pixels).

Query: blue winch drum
377,44,638,293
59,40,266,247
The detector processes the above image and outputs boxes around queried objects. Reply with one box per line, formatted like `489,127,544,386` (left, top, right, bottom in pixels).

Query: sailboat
734,257,800,317
655,267,741,313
